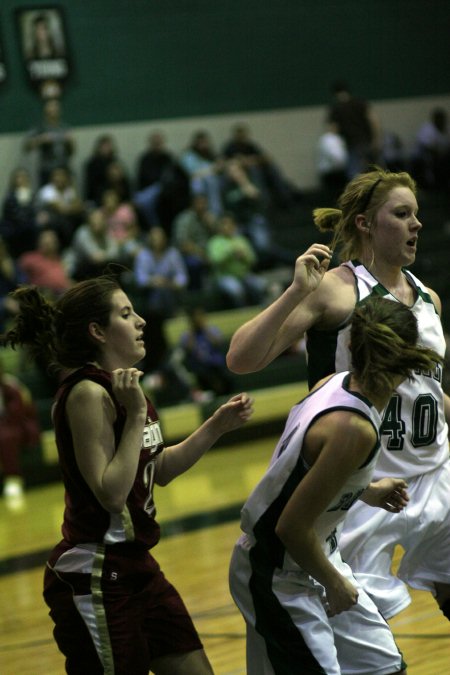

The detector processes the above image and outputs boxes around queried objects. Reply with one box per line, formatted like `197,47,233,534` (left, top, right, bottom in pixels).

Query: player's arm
67,372,147,513
226,244,333,374
425,286,450,425
443,393,450,430
275,412,376,615
154,393,253,485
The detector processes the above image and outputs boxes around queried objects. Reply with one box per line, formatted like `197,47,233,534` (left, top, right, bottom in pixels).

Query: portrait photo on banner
15,6,71,93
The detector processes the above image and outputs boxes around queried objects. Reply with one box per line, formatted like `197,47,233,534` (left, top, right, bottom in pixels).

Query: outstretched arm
155,393,253,485
226,244,333,374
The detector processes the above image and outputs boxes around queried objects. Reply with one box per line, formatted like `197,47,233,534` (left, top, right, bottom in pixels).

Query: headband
360,178,382,213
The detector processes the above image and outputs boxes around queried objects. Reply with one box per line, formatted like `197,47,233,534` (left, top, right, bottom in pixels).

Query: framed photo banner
16,6,71,92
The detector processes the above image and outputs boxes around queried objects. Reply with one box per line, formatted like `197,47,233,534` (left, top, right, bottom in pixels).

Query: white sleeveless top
240,371,381,573
322,261,448,479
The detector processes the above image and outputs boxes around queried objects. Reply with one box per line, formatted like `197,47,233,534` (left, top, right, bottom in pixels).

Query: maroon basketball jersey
53,364,163,549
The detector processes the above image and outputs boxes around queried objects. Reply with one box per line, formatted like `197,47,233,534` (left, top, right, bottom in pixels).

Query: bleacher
3,187,448,488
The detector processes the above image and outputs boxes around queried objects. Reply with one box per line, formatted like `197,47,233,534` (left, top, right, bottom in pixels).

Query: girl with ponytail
4,275,253,674
230,296,441,675
227,166,450,625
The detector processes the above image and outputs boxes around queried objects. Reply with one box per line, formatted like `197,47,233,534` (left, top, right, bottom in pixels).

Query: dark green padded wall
0,0,448,132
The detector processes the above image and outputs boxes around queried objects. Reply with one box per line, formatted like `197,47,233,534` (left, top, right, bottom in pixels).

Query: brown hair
1,276,121,371
350,296,442,400
312,167,417,261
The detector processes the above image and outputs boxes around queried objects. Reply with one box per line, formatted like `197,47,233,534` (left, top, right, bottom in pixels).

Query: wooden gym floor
0,436,449,674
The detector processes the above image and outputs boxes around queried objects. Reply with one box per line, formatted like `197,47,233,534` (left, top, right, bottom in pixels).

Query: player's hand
324,575,359,616
291,244,333,295
211,392,254,433
362,477,409,512
111,368,147,415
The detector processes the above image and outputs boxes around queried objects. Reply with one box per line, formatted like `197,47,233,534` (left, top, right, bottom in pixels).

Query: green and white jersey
239,372,381,577
306,260,448,480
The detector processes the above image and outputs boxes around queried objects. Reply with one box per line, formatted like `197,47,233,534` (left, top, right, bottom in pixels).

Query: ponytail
312,207,344,254
350,297,442,400
2,275,121,371
1,286,58,370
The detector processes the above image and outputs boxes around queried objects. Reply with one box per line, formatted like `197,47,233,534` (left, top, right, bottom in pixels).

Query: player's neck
363,257,403,288
363,260,415,306
349,374,391,413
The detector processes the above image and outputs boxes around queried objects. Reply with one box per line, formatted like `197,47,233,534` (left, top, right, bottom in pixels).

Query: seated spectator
134,131,190,232
316,121,349,204
0,358,41,510
118,218,145,270
134,226,188,373
100,188,138,243
0,237,19,331
63,208,121,280
223,163,295,270
35,166,85,246
179,130,226,215
172,306,234,398
18,228,73,298
207,212,267,308
172,193,218,290
102,160,132,203
411,107,450,190
136,131,177,190
1,168,38,258
83,134,118,205
222,123,300,208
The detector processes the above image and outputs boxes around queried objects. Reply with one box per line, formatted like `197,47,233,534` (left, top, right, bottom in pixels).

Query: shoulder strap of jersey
402,268,438,310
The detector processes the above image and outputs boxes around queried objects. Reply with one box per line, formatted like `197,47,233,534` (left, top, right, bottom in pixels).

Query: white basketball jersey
239,372,382,576
330,261,448,479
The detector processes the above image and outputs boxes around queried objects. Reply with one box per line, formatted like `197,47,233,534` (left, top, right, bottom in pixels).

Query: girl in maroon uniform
3,275,253,675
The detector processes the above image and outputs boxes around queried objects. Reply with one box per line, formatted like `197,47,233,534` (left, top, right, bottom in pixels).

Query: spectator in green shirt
207,212,267,308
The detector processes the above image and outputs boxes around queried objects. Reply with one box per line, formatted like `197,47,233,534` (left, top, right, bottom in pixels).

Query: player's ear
88,322,106,344
356,214,371,233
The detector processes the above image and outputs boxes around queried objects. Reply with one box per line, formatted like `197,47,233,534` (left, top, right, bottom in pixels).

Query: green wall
0,0,448,133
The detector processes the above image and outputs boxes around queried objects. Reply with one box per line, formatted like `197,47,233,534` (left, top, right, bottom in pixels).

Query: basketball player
227,167,450,623
229,296,440,674
2,275,253,675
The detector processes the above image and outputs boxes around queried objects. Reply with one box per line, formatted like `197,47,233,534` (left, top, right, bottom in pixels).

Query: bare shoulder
338,410,377,441
320,408,374,434
318,409,377,454
66,379,115,418
426,285,442,314
305,408,376,470
314,265,356,329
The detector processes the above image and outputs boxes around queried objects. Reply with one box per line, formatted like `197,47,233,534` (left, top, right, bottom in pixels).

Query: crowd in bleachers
1,102,309,387
0,97,449,393
0,96,449,504
2,101,308,310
